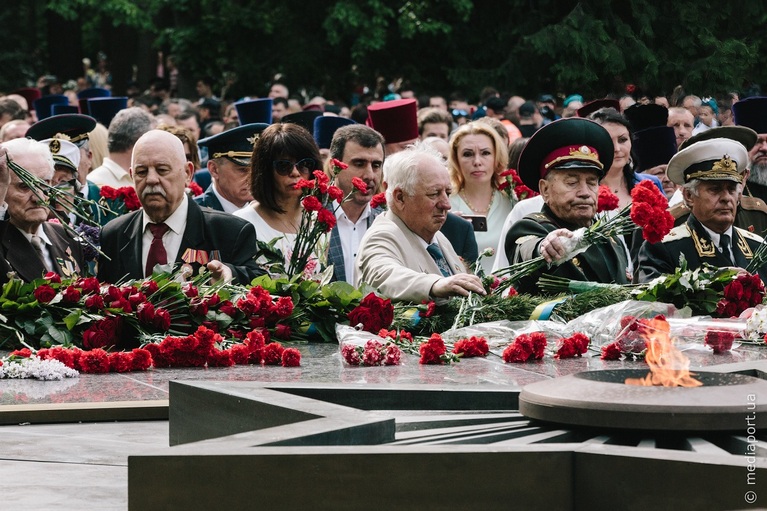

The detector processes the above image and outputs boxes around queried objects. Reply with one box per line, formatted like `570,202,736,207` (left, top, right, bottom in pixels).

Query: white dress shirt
141,195,189,274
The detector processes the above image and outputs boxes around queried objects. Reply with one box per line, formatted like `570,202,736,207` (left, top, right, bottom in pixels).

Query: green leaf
63,310,83,330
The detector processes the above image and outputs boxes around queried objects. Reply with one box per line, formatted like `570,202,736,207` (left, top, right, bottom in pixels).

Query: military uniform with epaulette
637,126,767,283
506,205,630,294
668,195,767,236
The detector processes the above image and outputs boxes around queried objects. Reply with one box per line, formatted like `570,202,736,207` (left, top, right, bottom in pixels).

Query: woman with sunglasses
234,123,322,270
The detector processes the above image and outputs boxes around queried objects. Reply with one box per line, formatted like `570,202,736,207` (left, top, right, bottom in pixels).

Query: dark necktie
30,235,52,272
145,223,170,277
719,233,733,265
427,243,452,277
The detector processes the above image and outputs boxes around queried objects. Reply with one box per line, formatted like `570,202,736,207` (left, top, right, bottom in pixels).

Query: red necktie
145,223,170,277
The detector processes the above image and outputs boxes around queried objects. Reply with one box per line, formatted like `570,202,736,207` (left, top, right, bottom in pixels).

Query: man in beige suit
355,142,485,302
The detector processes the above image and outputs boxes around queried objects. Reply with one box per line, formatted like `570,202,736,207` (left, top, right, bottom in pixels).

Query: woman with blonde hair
448,121,513,273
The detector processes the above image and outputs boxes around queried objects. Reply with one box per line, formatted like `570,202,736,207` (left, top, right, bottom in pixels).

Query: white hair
2,137,55,179
683,178,742,203
383,141,447,203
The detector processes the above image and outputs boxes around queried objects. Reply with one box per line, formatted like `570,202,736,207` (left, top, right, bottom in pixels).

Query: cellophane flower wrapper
551,227,590,266
565,300,688,347
439,320,569,357
335,324,404,366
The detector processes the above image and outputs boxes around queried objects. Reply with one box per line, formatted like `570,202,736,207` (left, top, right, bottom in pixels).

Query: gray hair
683,178,742,202
2,137,54,179
108,107,157,153
383,141,447,203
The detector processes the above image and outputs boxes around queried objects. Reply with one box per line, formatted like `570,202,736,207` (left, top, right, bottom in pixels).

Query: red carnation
208,348,235,367
78,349,110,373
327,186,344,202
341,343,361,365
419,333,448,364
293,178,315,190
100,185,118,200
351,177,368,194
555,332,590,359
119,187,142,211
597,185,619,212
109,352,134,373
34,284,56,303
274,323,292,340
302,195,323,212
44,272,62,284
131,348,152,371
370,193,387,209
601,341,622,360
317,207,336,230
264,342,284,365
281,347,301,367
331,158,348,170
452,336,489,358
188,181,204,197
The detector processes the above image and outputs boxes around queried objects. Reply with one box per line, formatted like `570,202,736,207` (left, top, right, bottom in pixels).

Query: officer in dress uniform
666,126,767,237
637,136,767,283
504,118,630,295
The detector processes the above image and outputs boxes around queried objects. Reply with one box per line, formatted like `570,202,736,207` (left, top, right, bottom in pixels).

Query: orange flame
624,319,702,387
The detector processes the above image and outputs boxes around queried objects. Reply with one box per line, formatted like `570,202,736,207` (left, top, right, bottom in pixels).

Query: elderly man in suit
195,123,269,213
0,138,85,282
355,142,485,302
98,129,264,284
327,124,385,283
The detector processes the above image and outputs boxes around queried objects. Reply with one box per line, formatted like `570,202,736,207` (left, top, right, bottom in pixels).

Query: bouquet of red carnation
502,332,547,363
596,185,619,213
600,314,667,360
419,333,460,364
629,180,675,243
282,159,369,278
348,293,394,333
554,332,590,359
341,339,401,366
498,169,538,201
452,336,489,358
715,273,765,318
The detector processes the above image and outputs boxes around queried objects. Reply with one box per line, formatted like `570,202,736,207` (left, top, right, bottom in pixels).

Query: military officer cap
678,125,757,152
197,123,269,166
517,117,614,192
42,138,81,173
26,113,97,146
667,136,750,185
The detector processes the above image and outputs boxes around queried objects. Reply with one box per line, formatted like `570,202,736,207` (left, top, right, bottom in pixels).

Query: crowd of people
0,74,766,304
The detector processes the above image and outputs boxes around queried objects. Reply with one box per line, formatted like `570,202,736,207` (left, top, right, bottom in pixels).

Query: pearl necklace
460,190,494,214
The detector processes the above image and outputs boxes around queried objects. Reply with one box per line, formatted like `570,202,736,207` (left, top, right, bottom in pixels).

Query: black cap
281,111,323,133
25,113,97,144
517,118,614,192
633,126,678,171
733,97,767,135
576,99,620,118
197,123,269,166
624,103,668,131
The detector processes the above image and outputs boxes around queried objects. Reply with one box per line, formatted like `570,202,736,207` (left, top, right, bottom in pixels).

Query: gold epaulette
735,225,765,243
740,195,767,215
668,202,690,220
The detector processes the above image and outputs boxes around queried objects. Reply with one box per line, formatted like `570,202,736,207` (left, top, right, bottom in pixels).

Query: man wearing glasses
355,142,485,302
98,130,263,284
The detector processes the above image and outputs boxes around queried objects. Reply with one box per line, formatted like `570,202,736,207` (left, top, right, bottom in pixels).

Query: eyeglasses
272,158,317,176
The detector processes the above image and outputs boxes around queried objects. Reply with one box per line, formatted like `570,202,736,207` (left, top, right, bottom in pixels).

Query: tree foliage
2,0,767,102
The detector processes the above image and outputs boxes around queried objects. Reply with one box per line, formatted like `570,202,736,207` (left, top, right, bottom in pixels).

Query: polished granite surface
3,341,767,509
3,342,767,406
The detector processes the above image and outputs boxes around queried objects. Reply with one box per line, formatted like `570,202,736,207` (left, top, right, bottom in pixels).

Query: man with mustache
0,138,85,282
98,130,264,284
504,118,630,295
326,124,385,283
355,142,485,302
637,135,766,282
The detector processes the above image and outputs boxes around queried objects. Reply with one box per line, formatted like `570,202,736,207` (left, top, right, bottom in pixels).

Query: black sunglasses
272,158,317,176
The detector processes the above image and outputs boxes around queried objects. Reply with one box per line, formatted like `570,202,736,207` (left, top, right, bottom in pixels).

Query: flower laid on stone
341,339,401,366
0,352,79,380
600,315,667,360
419,333,460,365
704,330,736,354
502,332,547,363
554,332,590,359
715,273,765,318
452,336,489,358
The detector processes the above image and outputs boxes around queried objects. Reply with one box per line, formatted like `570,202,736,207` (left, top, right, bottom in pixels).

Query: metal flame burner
519,369,767,431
